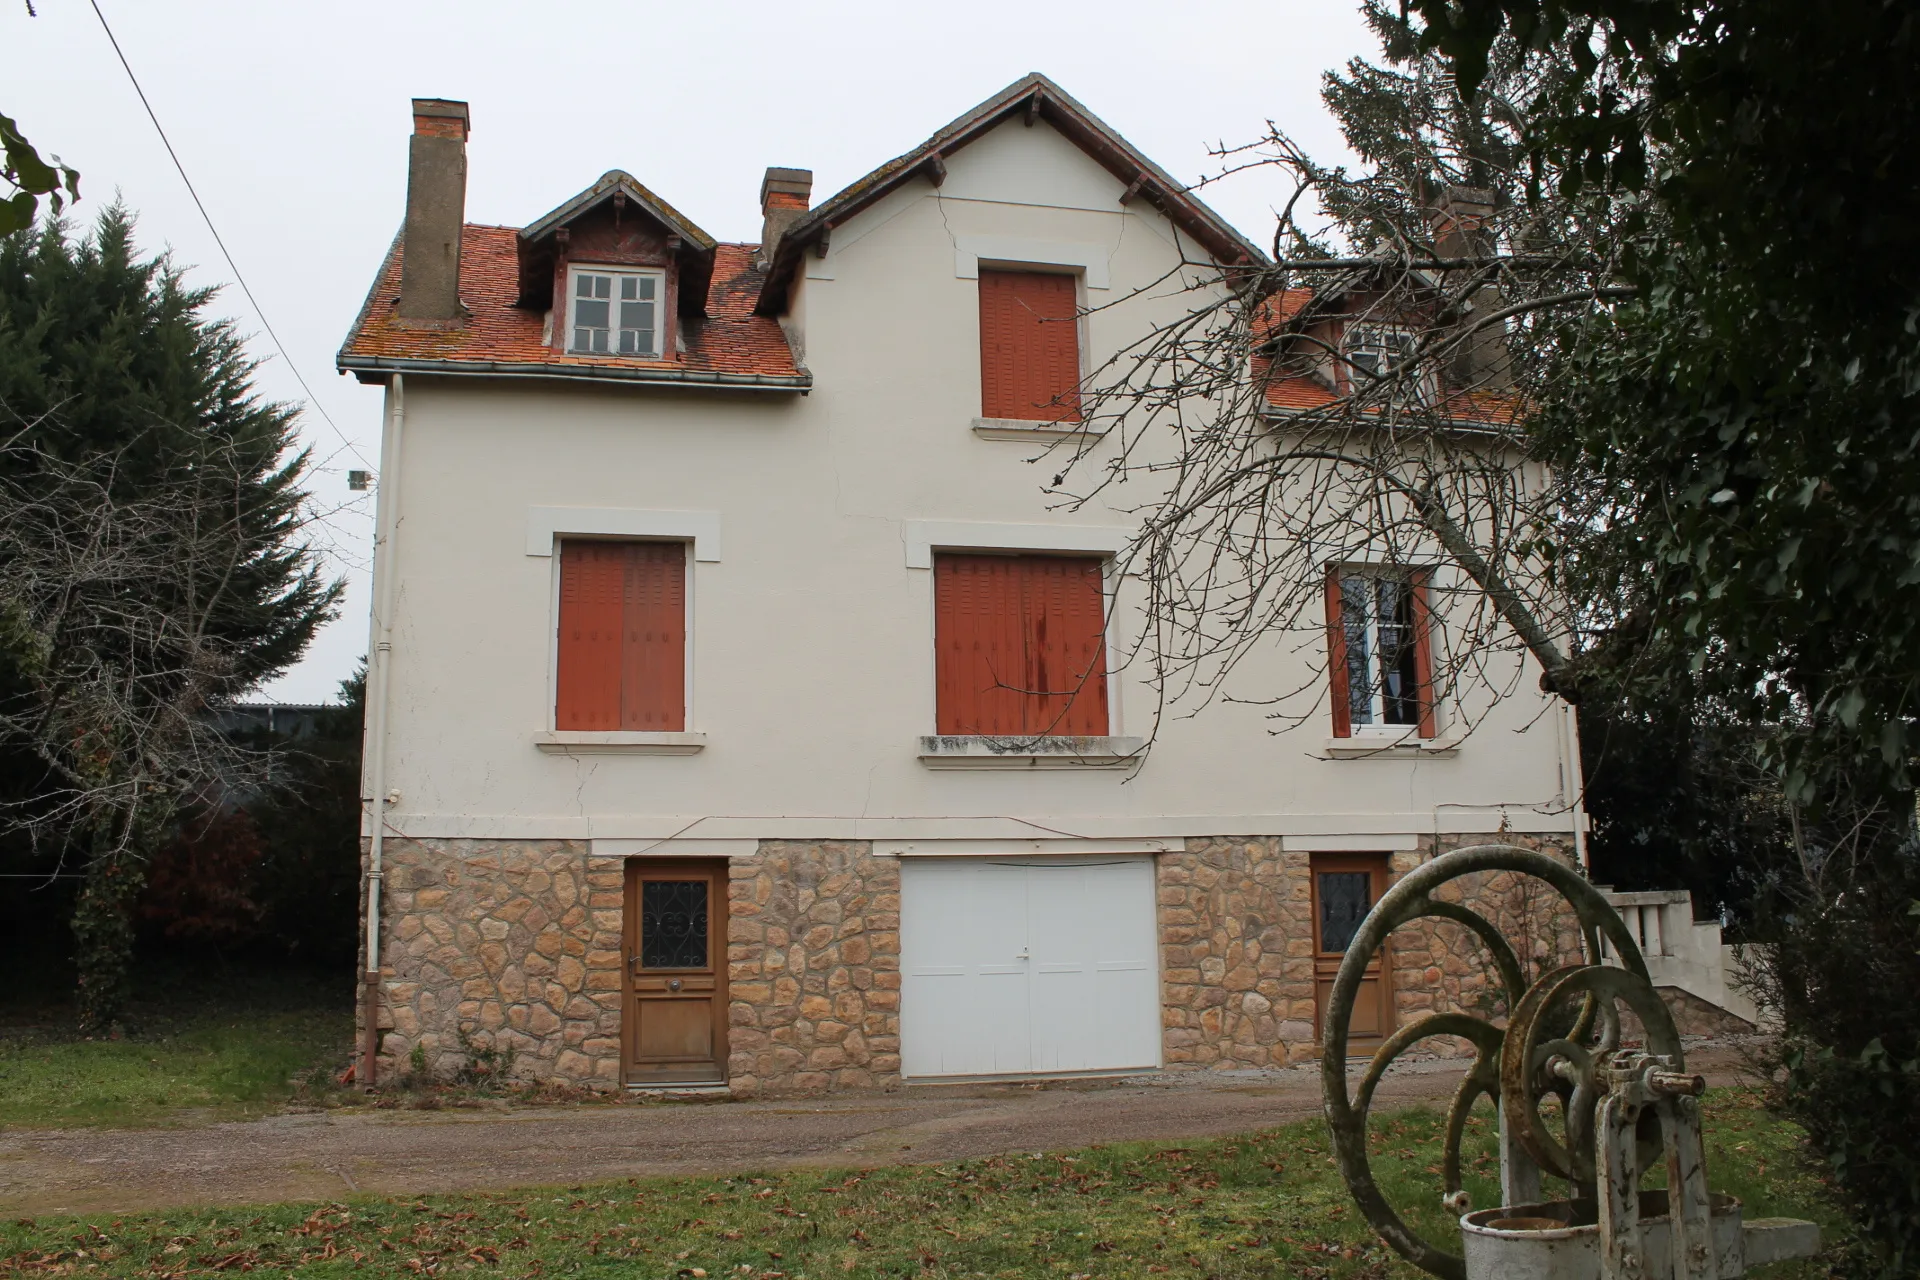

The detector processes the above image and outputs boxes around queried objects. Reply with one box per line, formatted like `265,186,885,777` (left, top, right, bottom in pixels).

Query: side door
623,860,729,1085
1310,853,1394,1050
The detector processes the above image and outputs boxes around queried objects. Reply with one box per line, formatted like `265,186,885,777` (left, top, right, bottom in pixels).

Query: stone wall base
357,838,624,1088
357,832,1604,1095
1158,833,1584,1070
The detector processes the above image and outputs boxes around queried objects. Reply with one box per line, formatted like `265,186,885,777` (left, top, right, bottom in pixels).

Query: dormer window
569,267,663,358
1343,325,1428,403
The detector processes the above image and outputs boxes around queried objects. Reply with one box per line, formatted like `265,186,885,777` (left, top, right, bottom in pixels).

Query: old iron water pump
1319,845,1821,1280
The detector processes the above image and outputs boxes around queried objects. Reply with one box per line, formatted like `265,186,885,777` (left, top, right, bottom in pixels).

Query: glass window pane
1378,579,1421,725
576,273,596,297
575,298,609,329
593,275,611,298
638,276,657,300
620,276,638,300
619,299,653,331
1318,871,1372,952
640,880,709,969
1341,575,1375,725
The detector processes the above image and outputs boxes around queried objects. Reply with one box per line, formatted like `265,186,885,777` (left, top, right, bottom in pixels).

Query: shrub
1762,860,1920,1277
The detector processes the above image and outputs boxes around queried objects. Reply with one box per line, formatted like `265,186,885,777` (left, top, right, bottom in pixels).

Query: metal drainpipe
361,373,406,1086
1563,700,1591,874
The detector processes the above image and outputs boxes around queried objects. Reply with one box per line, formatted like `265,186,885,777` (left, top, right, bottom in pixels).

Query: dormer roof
516,170,720,314
753,73,1271,316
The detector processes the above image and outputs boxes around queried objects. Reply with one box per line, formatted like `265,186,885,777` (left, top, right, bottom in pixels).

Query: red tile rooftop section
1259,364,1521,423
340,225,802,380
1253,287,1517,424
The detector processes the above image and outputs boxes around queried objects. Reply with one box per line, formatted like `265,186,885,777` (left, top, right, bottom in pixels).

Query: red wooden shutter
1326,567,1353,738
622,542,687,731
935,553,1107,735
1027,556,1108,734
556,541,685,732
1411,569,1437,738
935,555,1025,734
978,270,1082,422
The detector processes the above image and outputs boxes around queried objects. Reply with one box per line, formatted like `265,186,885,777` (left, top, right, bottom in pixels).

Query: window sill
535,731,707,756
1322,734,1459,759
971,417,1110,443
917,735,1145,769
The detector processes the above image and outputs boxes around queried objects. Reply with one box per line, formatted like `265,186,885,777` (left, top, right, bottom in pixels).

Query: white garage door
901,856,1161,1079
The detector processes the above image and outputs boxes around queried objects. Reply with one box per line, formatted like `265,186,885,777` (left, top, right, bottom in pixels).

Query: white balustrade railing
1594,887,1770,1029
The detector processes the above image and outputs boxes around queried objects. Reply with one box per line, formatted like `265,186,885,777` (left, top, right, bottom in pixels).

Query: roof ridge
751,72,1266,315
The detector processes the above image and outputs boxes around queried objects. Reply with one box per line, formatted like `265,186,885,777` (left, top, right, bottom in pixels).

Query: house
337,75,1589,1094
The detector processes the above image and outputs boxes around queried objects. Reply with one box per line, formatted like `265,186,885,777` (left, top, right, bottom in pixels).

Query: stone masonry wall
362,832,1602,1094
1159,837,1317,1068
1159,833,1586,1070
725,841,902,1096
1383,834,1585,1058
357,838,624,1087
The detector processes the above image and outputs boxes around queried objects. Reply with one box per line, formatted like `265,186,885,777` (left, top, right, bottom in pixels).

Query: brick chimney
398,98,470,322
1428,185,1509,390
758,167,812,267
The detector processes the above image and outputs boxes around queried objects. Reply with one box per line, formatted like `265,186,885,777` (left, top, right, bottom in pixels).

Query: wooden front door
622,860,728,1085
1311,853,1394,1051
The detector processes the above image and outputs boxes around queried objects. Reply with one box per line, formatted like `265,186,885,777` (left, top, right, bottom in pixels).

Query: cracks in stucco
566,754,598,825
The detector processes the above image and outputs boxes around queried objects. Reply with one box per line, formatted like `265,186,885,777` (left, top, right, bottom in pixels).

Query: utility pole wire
87,0,375,475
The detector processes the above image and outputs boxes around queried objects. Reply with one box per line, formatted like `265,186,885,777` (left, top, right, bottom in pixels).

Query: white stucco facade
363,119,1584,856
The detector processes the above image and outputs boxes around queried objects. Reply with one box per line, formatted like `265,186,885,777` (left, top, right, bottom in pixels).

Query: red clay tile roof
1251,288,1517,425
1257,364,1519,424
338,226,807,388
1253,288,1315,338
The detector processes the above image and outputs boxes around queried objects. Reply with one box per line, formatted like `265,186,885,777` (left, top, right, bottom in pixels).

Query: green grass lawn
0,1088,1845,1279
0,966,352,1129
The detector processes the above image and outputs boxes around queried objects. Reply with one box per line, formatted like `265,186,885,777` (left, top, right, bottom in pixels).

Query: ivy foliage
0,111,78,236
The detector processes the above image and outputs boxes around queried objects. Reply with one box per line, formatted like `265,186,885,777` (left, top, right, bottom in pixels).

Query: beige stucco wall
363,117,1585,855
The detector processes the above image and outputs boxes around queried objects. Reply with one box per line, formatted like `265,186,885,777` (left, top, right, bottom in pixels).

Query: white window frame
567,265,665,359
1342,324,1430,404
1338,568,1424,735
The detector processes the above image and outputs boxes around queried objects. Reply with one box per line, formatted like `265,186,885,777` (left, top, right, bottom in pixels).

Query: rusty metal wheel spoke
1499,964,1685,1197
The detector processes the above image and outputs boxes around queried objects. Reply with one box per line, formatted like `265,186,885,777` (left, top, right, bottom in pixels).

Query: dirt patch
0,1045,1761,1217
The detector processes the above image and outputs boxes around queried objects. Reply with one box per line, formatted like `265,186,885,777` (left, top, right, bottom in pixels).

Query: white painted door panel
901,856,1160,1079
900,858,1032,1076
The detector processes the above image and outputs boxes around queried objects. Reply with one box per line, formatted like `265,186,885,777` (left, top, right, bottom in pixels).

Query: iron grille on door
639,880,709,969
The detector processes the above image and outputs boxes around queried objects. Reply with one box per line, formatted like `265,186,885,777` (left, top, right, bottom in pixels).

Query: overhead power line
87,0,375,474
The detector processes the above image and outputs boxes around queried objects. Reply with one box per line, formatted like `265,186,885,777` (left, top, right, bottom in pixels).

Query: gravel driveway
0,1047,1756,1217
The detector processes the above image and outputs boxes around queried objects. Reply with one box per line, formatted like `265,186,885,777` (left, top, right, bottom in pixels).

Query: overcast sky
5,0,1377,703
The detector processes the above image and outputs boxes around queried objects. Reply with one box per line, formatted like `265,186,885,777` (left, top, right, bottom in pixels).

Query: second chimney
758,167,813,265
1428,185,1510,390
399,98,470,322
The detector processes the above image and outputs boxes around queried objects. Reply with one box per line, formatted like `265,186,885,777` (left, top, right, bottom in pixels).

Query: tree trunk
71,829,149,1033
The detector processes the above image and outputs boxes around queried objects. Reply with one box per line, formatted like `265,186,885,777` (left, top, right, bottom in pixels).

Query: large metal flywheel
1319,844,1672,1279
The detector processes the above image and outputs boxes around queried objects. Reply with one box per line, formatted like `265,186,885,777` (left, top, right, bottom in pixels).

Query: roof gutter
1261,405,1520,438
337,354,812,392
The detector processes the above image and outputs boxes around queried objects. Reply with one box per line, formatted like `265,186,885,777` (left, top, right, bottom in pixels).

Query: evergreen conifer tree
0,206,339,1029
